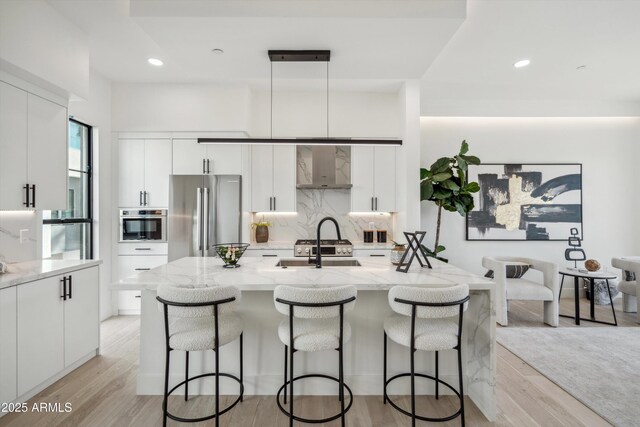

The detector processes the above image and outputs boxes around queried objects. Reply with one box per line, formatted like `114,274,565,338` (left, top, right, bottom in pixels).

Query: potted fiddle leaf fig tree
420,140,481,262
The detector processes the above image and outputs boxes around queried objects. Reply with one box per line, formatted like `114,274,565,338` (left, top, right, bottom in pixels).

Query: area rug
497,327,640,427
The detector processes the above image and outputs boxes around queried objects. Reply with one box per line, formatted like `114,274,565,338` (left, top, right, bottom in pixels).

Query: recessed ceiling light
513,59,531,68
211,48,224,55
147,58,164,67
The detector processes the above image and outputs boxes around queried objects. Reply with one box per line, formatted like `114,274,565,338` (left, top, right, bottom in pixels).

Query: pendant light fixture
198,50,402,146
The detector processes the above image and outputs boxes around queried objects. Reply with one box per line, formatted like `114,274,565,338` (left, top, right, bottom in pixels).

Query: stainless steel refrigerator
168,175,241,261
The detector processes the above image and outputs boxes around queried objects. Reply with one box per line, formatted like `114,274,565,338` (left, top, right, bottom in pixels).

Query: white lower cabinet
64,267,99,368
117,255,168,314
17,275,65,396
0,286,17,404
16,266,99,397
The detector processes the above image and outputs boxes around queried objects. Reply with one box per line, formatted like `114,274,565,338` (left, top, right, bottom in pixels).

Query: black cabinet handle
371,197,374,211
207,159,211,174
203,158,206,174
370,254,386,257
273,196,276,211
134,247,151,251
60,277,67,300
31,185,36,208
67,275,72,299
262,254,278,257
375,197,378,211
134,295,141,299
139,191,143,206
144,191,149,206
24,184,30,207
135,268,151,271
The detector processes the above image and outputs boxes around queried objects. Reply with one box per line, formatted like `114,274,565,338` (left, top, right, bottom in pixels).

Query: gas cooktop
294,239,353,257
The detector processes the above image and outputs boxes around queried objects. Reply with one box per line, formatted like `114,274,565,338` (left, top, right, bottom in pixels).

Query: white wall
421,117,640,276
68,69,113,321
250,89,400,138
111,83,250,132
0,0,89,99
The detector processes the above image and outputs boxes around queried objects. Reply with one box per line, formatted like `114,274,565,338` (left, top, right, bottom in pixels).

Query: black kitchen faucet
313,216,342,268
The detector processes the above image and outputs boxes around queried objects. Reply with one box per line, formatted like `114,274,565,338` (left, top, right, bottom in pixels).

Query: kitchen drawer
244,249,293,258
352,249,390,257
117,255,168,315
118,242,168,256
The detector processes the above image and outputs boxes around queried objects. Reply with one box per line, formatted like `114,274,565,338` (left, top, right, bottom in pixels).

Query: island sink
276,259,361,268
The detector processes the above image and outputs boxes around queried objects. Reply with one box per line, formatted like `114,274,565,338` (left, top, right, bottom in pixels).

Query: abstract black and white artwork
467,163,582,241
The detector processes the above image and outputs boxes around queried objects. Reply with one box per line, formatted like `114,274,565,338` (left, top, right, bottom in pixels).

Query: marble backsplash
252,189,395,242
0,211,39,263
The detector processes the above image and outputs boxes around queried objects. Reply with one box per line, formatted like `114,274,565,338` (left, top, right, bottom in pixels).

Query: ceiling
47,0,640,115
421,0,640,115
47,0,465,84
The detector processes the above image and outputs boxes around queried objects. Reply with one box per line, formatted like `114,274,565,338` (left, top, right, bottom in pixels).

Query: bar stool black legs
157,292,244,427
382,286,470,427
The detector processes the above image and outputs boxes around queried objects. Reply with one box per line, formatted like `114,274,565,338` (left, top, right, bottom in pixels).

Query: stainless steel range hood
296,146,352,189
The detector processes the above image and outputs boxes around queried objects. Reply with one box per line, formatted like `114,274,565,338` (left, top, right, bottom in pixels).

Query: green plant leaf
430,157,451,174
420,182,434,201
420,168,431,180
465,182,480,193
457,156,467,171
454,200,467,216
431,172,452,182
460,155,481,165
459,140,469,155
433,188,452,199
436,245,446,253
440,179,460,191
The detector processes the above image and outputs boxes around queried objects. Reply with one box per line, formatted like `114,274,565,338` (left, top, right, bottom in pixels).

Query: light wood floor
1,297,636,427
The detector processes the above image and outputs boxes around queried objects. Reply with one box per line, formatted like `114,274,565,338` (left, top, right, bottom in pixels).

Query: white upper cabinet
172,139,242,175
119,138,172,207
351,145,397,212
250,145,296,212
27,94,68,210
0,80,67,210
0,81,28,210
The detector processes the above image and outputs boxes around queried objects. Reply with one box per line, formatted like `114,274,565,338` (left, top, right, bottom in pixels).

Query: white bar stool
273,285,357,427
156,285,244,427
383,284,469,427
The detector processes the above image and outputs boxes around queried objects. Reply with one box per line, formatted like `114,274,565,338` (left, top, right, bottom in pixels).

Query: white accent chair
482,257,559,327
611,257,640,324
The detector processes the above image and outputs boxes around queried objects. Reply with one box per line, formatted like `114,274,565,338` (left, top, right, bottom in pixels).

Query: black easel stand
396,231,432,273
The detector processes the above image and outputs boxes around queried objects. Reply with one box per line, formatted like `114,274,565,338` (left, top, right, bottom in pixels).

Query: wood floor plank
1,305,628,427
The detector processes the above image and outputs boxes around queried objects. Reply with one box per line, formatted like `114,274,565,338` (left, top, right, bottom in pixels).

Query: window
43,119,93,260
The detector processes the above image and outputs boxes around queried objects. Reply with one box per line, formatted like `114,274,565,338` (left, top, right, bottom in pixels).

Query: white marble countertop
112,256,492,292
245,241,394,250
0,259,103,290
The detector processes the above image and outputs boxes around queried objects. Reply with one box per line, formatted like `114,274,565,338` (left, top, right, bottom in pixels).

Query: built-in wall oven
119,209,167,242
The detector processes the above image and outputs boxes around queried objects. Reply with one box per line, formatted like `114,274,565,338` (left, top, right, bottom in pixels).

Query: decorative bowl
212,243,250,268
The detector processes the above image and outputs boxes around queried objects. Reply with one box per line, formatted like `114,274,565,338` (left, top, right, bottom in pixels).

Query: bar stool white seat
157,285,244,427
383,284,469,427
274,285,357,427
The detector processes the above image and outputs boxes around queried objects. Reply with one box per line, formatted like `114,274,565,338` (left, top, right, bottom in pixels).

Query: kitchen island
112,256,496,421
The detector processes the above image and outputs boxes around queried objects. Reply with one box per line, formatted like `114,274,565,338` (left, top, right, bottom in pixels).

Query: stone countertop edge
245,241,395,250
112,256,493,292
0,259,103,290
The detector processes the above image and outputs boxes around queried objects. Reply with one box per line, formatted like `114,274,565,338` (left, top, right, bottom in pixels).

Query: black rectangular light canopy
197,137,402,146
268,50,330,62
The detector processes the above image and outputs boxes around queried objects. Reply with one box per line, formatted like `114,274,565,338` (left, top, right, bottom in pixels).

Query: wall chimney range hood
198,50,402,147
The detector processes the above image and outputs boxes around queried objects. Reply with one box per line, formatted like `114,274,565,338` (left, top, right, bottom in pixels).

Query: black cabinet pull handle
134,295,141,299
60,277,67,300
134,247,151,251
370,254,386,257
273,196,276,211
203,158,206,174
135,268,151,271
31,185,36,208
262,254,278,257
144,191,148,206
67,275,72,299
207,159,211,174
139,191,143,206
24,184,30,207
